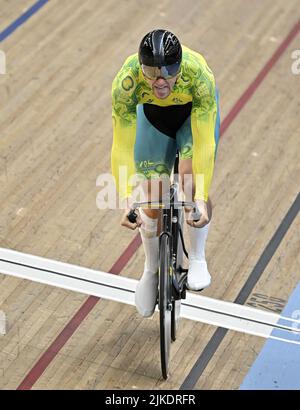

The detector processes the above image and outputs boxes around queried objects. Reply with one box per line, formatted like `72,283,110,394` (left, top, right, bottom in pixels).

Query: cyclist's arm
191,66,218,202
111,69,138,202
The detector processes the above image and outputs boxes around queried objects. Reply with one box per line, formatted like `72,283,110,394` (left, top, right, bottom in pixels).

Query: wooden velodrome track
0,0,299,390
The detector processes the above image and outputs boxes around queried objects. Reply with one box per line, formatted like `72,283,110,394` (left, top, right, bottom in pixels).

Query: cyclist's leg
176,90,220,290
134,104,176,316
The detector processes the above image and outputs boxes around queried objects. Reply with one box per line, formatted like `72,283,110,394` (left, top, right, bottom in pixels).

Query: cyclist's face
145,76,179,99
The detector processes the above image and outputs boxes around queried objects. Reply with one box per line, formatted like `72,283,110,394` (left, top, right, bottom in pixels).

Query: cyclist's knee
140,208,159,237
144,208,160,219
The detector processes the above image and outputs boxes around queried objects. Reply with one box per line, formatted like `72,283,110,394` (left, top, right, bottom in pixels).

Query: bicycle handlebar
127,201,201,223
127,209,138,224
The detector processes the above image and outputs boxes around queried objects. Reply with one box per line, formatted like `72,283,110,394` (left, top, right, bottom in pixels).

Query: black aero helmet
138,29,182,67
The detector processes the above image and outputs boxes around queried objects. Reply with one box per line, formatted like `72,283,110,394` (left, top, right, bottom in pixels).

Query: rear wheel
159,234,172,380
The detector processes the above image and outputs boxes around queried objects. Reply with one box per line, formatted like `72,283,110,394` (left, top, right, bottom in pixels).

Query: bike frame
128,151,200,379
128,151,200,299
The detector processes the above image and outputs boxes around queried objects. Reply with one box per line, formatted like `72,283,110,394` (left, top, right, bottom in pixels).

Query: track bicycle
128,151,200,379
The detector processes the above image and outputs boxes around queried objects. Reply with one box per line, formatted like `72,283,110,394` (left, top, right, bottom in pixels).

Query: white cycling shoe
135,271,158,317
187,259,211,291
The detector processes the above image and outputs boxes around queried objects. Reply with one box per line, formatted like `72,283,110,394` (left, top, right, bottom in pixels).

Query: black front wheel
159,234,172,380
171,208,184,342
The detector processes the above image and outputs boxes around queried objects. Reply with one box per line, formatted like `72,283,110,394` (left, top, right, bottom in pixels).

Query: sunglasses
141,62,181,80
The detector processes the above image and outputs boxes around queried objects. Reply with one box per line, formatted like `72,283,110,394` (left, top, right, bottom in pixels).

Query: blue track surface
0,0,49,43
241,282,300,390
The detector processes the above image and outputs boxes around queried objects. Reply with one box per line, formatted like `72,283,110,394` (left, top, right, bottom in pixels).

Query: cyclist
111,29,220,317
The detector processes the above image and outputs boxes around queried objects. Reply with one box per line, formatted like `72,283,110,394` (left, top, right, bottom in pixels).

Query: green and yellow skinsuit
111,45,220,202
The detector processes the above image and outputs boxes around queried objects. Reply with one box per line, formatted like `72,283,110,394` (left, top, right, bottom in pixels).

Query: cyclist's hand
121,208,142,230
186,200,210,228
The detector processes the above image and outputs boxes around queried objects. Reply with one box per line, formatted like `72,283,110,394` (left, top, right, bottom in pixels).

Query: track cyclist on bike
111,30,220,317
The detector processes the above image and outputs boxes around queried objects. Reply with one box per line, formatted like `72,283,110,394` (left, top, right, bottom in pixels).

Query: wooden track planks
0,0,299,389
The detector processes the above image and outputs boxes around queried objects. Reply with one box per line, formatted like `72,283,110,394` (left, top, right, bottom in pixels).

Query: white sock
135,209,159,317
188,221,210,261
139,209,159,274
187,222,211,290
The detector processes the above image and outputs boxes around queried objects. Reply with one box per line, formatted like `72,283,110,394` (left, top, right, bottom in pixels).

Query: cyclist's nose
154,77,168,86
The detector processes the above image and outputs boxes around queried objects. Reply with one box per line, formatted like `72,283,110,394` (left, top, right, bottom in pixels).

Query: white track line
0,310,6,335
0,247,299,344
